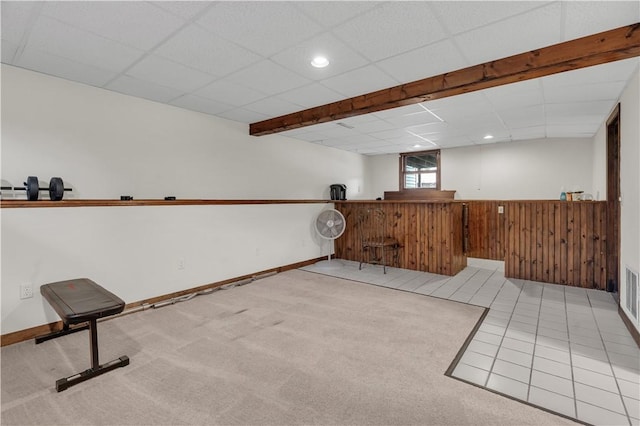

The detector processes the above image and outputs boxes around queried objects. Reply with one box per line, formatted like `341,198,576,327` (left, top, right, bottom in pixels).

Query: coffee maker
330,184,347,200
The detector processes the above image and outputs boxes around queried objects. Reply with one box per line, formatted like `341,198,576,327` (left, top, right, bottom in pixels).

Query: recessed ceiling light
483,134,494,140
311,56,329,68
413,144,422,148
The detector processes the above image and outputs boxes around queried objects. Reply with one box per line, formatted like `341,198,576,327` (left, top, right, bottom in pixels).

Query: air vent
625,267,638,321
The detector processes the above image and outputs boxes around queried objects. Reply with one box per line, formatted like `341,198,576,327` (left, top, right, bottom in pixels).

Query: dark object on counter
164,196,176,200
120,196,133,201
330,184,347,200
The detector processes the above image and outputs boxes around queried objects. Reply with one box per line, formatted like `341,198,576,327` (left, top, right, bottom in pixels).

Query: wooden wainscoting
334,201,466,276
465,201,506,261
503,201,607,289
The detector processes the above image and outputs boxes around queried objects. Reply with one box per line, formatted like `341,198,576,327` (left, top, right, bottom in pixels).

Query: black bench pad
41,278,125,324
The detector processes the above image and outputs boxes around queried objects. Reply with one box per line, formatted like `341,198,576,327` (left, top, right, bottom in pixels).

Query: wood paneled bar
336,199,607,289
502,201,607,290
334,200,466,276
464,200,607,290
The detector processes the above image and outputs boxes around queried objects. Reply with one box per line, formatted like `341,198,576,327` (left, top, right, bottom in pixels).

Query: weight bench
36,278,129,392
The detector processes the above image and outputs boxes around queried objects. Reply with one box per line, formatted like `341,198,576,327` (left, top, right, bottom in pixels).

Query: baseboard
619,304,640,348
1,256,325,347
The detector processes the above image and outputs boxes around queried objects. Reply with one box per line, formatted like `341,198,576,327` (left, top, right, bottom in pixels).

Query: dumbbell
0,176,72,201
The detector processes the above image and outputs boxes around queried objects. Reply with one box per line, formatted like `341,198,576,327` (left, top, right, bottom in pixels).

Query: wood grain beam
250,23,640,136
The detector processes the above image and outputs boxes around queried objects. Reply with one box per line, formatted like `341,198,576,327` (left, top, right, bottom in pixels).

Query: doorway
606,104,621,295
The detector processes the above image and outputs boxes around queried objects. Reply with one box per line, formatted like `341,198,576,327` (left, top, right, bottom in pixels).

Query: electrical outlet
20,283,33,299
498,205,504,214
177,259,185,270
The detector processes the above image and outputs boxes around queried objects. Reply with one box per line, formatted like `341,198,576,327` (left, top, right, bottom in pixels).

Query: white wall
364,154,398,199
1,65,366,335
366,138,595,200
1,65,366,201
593,67,640,334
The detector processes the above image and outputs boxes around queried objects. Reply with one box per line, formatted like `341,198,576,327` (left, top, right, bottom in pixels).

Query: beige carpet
1,270,574,425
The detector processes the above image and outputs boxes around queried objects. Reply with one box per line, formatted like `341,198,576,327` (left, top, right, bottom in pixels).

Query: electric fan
314,208,346,268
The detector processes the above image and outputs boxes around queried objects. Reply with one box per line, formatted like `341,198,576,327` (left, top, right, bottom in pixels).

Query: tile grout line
483,276,523,388
527,281,546,403
563,286,581,421
585,289,633,425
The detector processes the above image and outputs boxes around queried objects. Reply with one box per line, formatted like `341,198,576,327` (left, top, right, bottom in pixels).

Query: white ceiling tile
271,32,369,80
278,83,344,109
170,94,234,116
41,1,185,50
510,126,546,141
321,65,398,97
409,121,451,136
546,124,598,138
338,134,381,145
429,1,551,35
545,115,605,128
544,81,627,104
338,113,381,126
434,136,474,148
427,94,492,121
150,1,213,20
454,3,562,66
155,25,262,77
126,54,215,92
376,39,470,83
542,58,640,88
243,97,304,117
226,60,311,96
16,47,118,87
385,111,441,128
217,108,270,124
295,2,379,28
563,1,640,41
1,1,41,43
373,104,425,119
194,79,268,107
332,2,447,62
105,75,184,104
26,16,143,72
483,79,544,110
369,128,410,140
546,101,615,118
197,2,323,57
349,118,396,134
499,105,545,128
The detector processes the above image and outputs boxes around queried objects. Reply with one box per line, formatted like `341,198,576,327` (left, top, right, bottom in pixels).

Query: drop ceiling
2,1,639,155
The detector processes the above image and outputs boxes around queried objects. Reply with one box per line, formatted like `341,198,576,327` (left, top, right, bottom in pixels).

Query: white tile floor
301,259,640,426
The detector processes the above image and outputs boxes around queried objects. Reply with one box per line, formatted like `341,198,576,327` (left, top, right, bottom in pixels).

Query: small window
400,150,441,190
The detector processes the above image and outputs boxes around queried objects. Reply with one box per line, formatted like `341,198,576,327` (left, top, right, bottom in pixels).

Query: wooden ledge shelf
0,199,331,209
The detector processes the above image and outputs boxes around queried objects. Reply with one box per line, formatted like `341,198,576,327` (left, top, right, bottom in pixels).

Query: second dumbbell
11,176,72,201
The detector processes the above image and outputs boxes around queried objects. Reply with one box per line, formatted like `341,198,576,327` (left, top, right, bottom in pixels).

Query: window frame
399,149,441,191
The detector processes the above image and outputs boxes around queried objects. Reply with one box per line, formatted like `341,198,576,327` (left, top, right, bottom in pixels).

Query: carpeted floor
1,270,575,425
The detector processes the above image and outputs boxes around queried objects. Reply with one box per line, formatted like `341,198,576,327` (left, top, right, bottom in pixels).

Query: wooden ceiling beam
250,23,640,136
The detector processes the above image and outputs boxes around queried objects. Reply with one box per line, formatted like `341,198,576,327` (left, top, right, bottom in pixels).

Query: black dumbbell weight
5,176,72,201
48,177,70,201
11,176,40,201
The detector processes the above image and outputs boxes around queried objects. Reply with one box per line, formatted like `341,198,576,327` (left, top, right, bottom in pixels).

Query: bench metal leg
56,356,130,392
53,319,129,392
35,322,89,344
